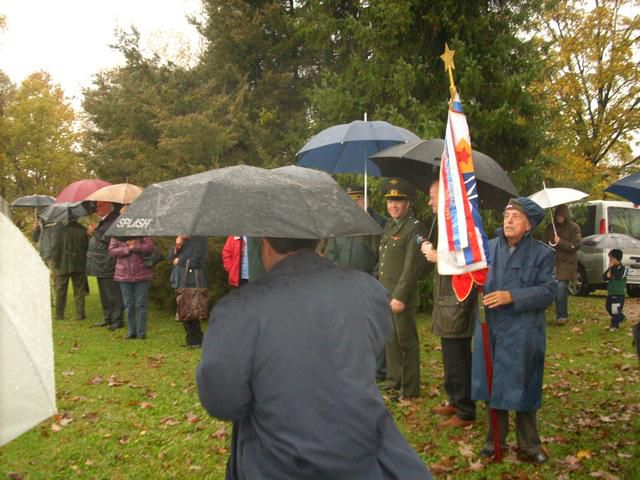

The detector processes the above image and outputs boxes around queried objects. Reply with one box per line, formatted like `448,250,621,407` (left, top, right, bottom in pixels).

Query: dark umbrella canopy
40,202,91,224
605,172,640,204
369,138,518,210
271,165,337,185
106,165,382,239
11,195,56,208
296,120,420,175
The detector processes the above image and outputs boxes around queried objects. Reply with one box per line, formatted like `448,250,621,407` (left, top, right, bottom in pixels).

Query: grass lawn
1,278,639,479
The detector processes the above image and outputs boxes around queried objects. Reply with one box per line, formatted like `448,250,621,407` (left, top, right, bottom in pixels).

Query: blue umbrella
605,172,640,204
296,120,420,176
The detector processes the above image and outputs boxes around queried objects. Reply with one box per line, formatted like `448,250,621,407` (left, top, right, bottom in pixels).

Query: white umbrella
529,182,588,244
0,214,56,446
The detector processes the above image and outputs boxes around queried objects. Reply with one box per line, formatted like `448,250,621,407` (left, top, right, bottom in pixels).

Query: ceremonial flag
437,93,490,300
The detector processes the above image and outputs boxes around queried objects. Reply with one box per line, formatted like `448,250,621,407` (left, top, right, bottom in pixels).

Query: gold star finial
440,43,457,100
440,43,455,72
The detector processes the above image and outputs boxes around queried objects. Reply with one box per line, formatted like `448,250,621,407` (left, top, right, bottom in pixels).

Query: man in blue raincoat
471,197,556,464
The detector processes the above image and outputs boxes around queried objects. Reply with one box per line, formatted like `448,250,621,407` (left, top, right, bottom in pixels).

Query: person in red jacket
222,236,245,287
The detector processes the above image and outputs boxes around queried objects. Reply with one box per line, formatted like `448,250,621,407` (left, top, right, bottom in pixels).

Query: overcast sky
0,0,204,108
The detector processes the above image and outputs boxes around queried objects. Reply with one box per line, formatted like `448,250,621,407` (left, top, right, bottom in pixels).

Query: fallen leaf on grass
590,472,619,480
188,465,202,471
427,386,440,398
145,389,158,400
7,472,23,480
577,450,592,460
88,376,103,385
468,459,484,471
108,375,126,387
185,412,200,423
212,426,227,440
160,416,181,427
457,441,474,459
61,371,75,377
429,456,457,474
129,401,154,409
119,435,130,445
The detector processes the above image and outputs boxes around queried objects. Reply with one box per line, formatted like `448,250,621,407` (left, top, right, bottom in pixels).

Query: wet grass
1,281,638,479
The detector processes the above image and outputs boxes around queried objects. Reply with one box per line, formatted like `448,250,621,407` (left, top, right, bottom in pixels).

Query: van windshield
608,207,640,238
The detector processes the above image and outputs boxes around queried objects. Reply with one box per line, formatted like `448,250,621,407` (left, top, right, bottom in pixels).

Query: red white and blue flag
437,94,490,300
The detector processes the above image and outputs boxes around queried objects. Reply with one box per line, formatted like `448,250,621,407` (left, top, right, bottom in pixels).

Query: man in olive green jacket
378,178,427,398
51,218,89,320
422,180,476,427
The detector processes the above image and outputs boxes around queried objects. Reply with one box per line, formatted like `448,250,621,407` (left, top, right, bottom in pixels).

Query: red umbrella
55,179,111,203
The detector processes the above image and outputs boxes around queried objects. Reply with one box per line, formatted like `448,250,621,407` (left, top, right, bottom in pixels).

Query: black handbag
175,260,208,322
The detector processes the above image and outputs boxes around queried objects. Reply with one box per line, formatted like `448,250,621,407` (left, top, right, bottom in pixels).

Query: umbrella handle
548,209,559,246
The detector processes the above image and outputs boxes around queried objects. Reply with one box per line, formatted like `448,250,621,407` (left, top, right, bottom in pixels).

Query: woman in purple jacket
109,236,155,339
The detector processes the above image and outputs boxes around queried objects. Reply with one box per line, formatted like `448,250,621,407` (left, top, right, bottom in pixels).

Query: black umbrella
39,201,91,224
271,165,337,185
369,138,518,210
106,165,382,239
11,194,56,208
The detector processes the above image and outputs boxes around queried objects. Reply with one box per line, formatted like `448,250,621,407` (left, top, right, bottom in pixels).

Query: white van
570,200,640,296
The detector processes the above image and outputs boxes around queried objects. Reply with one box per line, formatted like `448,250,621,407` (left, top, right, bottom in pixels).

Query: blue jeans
120,281,150,337
555,280,569,319
606,295,625,328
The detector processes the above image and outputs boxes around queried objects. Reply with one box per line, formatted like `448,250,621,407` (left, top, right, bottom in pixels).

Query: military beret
505,197,545,229
382,177,415,202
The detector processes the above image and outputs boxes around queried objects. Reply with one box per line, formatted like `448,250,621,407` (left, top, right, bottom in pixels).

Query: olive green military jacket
431,271,477,338
378,214,427,305
51,221,89,275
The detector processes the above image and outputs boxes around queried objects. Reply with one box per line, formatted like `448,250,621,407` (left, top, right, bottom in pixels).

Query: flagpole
441,42,501,461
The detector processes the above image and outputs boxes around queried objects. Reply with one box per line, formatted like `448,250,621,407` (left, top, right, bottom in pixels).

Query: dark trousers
606,295,625,328
386,307,420,397
97,277,124,325
484,408,541,455
441,336,475,420
55,272,86,319
183,320,203,346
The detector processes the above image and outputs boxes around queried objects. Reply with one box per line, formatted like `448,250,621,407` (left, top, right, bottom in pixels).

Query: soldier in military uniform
378,178,427,398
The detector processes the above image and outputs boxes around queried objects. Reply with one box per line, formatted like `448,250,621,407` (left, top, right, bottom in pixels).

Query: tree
0,72,84,201
296,0,549,183
537,0,640,192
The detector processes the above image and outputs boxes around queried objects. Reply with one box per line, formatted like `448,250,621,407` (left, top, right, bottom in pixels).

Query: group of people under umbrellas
20,159,635,478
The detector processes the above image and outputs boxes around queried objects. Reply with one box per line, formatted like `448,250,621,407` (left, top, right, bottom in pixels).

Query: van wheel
569,265,589,296
627,286,640,297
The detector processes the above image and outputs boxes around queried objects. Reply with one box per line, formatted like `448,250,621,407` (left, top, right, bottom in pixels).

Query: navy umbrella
605,172,640,204
296,120,419,175
296,119,419,208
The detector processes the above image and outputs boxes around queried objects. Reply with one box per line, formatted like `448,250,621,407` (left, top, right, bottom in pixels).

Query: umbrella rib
0,302,56,412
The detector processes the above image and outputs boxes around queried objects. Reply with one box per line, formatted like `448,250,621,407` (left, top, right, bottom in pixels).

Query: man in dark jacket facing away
472,197,556,464
542,204,582,325
86,201,124,329
421,180,476,428
197,237,431,480
51,215,89,320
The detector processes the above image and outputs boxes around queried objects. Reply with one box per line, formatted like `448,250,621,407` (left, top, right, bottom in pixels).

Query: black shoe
108,323,123,331
518,451,547,464
138,335,146,340
183,344,201,349
125,334,137,339
479,446,507,458
76,315,87,320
